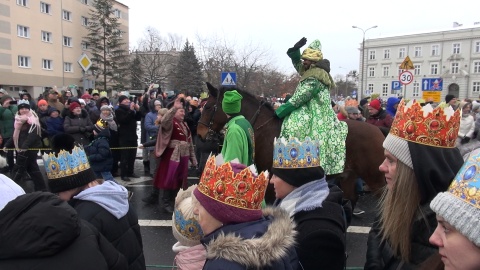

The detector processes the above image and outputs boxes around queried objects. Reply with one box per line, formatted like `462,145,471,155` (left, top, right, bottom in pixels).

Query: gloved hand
80,127,86,133
292,37,307,50
461,136,471,144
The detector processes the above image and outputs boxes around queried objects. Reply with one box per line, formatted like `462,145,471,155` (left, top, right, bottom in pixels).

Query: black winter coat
85,128,113,173
64,109,94,145
115,104,142,145
5,122,42,150
0,192,127,270
70,199,146,270
365,204,438,270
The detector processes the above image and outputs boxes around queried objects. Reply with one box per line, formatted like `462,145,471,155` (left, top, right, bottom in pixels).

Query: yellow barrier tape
2,146,141,151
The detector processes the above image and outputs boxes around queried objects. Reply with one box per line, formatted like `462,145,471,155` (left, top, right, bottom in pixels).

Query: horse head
197,82,230,141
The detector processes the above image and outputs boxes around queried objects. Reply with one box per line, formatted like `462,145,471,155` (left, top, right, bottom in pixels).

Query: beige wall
0,0,129,98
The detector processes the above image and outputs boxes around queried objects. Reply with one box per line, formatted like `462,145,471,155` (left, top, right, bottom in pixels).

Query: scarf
13,110,41,150
100,113,118,131
275,178,329,217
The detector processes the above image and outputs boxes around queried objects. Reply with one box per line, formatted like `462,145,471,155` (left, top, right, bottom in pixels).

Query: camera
9,100,17,105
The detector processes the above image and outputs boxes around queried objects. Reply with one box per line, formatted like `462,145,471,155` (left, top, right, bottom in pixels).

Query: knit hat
17,99,30,110
345,106,360,114
48,107,60,116
118,95,129,104
0,173,25,211
37,99,48,106
301,39,324,62
43,145,97,193
78,99,86,105
69,102,81,112
222,90,242,114
368,99,381,110
172,185,203,247
94,119,108,133
81,93,92,99
445,94,455,103
100,105,113,113
430,151,480,246
193,154,268,225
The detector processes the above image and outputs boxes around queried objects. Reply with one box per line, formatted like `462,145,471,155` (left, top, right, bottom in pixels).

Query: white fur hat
172,185,203,247
0,173,26,211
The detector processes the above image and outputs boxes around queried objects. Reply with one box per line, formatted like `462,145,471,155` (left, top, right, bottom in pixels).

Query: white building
358,25,480,102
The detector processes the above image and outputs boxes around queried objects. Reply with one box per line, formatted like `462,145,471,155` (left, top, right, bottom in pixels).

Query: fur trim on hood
204,207,297,268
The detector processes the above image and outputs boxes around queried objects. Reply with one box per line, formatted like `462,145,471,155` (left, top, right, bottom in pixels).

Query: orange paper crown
197,155,268,210
389,100,460,148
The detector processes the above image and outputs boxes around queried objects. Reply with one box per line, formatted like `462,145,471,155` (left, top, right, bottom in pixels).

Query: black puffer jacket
365,204,437,270
0,192,127,270
64,109,94,145
85,128,113,173
115,104,141,144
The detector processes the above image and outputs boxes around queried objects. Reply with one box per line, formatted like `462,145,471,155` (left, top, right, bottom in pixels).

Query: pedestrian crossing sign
221,72,236,86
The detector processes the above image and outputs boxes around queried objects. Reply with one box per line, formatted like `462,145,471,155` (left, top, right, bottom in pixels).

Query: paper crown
446,152,480,208
389,100,460,148
95,119,108,130
197,155,268,211
273,137,320,169
43,146,91,180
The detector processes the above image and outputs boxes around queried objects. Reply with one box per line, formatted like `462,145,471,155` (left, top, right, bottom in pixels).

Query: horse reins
250,100,276,131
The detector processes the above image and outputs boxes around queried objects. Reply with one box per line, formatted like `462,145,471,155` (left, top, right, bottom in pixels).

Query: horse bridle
198,97,220,141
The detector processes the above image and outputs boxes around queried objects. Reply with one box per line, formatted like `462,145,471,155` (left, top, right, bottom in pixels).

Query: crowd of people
1,36,480,270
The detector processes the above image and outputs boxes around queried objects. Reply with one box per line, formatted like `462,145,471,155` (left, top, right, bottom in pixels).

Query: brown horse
197,83,386,205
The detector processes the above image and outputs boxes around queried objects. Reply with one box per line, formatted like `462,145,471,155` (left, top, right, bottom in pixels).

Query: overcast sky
119,0,480,78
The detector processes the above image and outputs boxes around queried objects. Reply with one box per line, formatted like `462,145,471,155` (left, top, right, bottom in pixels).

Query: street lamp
352,25,378,100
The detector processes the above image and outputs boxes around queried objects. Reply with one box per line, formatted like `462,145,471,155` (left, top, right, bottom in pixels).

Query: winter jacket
84,128,113,173
185,104,201,137
365,204,437,270
45,116,65,138
115,104,142,145
64,109,94,145
201,207,299,270
386,97,400,117
173,243,206,270
70,181,146,270
366,108,393,136
458,114,475,139
4,122,42,150
0,104,17,138
0,192,128,270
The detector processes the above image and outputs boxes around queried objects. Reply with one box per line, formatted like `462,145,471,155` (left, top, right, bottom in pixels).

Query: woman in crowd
456,101,475,147
64,101,94,146
192,155,299,269
365,100,464,269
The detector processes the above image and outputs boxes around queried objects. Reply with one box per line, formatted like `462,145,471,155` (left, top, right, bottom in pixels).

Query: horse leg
338,169,358,210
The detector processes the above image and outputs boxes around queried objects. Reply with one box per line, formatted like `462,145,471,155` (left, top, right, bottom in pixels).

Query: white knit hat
172,185,203,247
430,151,480,246
383,134,413,169
0,173,26,211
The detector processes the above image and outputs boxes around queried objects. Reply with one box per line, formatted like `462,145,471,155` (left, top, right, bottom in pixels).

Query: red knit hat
37,99,48,106
69,102,81,112
369,99,381,110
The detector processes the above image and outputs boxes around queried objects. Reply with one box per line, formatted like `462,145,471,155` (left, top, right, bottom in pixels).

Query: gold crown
389,100,460,148
42,146,91,179
197,155,268,210
95,119,108,129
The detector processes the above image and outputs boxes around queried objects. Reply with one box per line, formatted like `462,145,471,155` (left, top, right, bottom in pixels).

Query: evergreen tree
130,53,144,89
85,0,129,92
172,40,204,96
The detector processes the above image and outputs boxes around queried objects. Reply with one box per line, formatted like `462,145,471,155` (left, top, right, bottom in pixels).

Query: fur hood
203,207,297,268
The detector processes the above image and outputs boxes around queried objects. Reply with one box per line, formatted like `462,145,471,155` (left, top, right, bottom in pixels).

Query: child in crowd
84,119,114,182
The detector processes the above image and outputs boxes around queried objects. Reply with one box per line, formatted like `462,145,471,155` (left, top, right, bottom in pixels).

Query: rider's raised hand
293,37,307,50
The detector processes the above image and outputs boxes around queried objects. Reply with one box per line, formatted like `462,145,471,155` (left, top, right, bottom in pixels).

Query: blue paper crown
447,151,480,208
174,209,203,241
42,146,91,179
273,137,320,169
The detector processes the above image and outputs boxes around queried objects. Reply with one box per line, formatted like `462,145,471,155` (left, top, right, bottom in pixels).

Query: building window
431,45,439,56
81,16,88,26
16,0,27,6
384,49,390,59
383,66,389,76
451,62,459,74
474,61,480,73
453,43,461,54
413,82,420,97
369,50,376,60
382,84,388,96
414,64,421,75
64,62,73,72
430,63,438,75
81,42,89,50
114,9,121,18
368,83,374,95
473,82,480,93
40,2,51,14
17,25,30,38
81,0,88,4
399,48,406,58
62,10,72,21
414,46,422,57
476,41,480,53
368,67,375,77
41,31,52,42
63,36,72,47
42,59,53,70
18,56,31,68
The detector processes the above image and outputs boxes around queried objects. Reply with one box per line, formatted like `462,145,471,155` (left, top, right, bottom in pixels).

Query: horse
197,82,386,205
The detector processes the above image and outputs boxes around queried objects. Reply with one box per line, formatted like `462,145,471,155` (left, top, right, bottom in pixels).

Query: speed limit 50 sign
399,71,414,85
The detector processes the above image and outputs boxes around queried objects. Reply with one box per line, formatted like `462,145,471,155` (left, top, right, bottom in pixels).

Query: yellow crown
389,100,461,148
42,146,91,179
197,155,268,210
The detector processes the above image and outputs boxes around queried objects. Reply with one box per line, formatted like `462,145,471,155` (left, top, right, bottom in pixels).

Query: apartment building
359,25,480,101
0,0,129,98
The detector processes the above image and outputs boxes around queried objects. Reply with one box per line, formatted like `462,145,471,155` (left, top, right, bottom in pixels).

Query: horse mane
217,86,275,112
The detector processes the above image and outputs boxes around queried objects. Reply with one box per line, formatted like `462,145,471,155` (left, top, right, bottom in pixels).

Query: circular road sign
399,70,414,85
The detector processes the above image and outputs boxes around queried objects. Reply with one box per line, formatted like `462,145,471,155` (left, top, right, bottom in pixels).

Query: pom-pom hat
193,154,268,225
172,185,203,247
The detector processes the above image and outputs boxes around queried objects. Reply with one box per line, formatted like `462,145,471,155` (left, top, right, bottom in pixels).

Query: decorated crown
95,119,108,129
43,146,91,180
446,151,480,208
273,137,320,169
173,208,203,244
197,155,268,211
389,100,460,148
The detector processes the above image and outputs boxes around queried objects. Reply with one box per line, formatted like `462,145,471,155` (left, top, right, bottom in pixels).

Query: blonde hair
379,161,422,262
155,108,168,125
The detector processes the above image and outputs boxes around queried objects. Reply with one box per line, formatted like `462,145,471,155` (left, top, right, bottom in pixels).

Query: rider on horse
275,38,347,175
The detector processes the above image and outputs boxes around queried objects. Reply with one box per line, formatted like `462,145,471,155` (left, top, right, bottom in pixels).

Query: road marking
138,219,371,234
